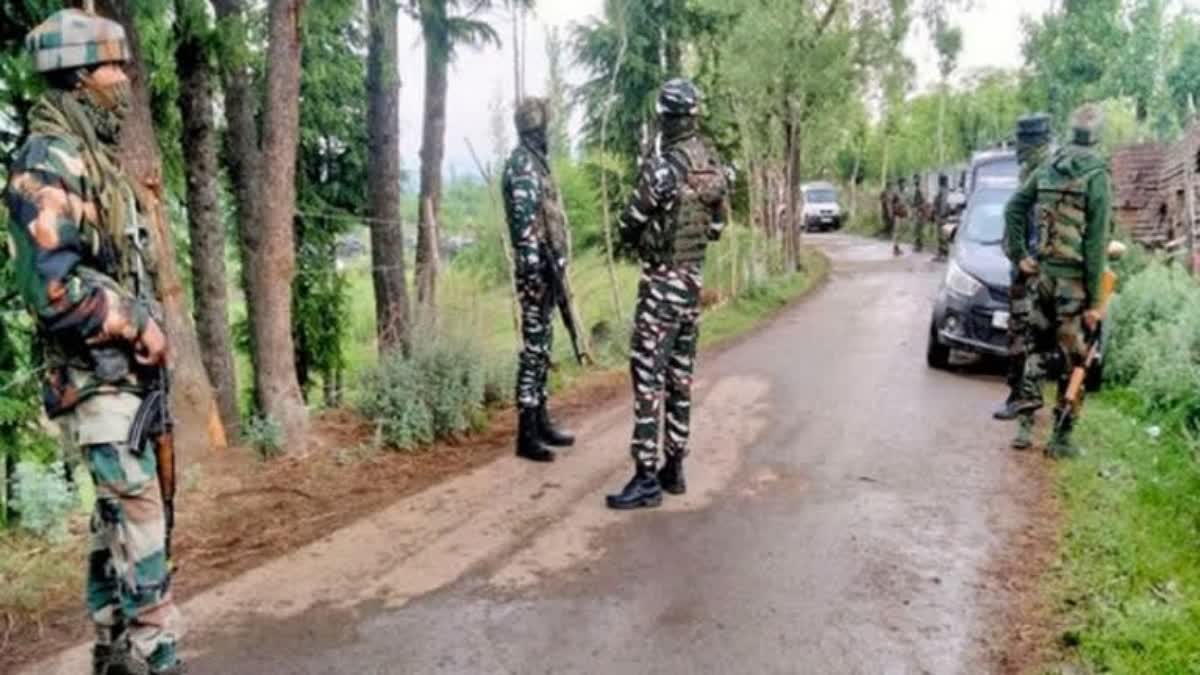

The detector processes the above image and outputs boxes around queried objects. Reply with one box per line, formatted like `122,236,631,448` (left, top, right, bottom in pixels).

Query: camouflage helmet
514,97,551,133
1070,104,1104,147
26,9,129,74
656,78,701,117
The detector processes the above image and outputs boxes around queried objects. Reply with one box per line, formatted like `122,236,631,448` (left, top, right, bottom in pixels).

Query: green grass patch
1050,392,1200,674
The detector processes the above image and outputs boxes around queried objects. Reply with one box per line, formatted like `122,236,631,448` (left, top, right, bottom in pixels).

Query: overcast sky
395,0,1055,178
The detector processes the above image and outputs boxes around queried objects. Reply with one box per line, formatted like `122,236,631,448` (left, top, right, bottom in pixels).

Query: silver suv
801,181,842,231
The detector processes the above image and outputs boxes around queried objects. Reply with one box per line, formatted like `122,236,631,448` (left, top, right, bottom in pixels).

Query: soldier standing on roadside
502,97,577,463
933,173,951,261
606,79,729,510
891,176,908,256
4,9,184,674
911,173,928,253
879,180,894,237
1003,105,1111,458
995,113,1053,436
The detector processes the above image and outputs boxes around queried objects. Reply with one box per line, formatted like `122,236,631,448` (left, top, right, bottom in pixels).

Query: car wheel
927,323,951,369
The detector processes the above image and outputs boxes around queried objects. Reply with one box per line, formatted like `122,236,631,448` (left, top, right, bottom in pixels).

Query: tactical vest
641,137,726,267
1034,164,1104,271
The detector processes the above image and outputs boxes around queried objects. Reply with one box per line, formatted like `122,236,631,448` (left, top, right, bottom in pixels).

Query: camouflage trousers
628,265,702,470
1016,274,1089,412
935,218,951,258
891,216,927,252
1006,275,1034,395
516,277,555,411
61,391,181,666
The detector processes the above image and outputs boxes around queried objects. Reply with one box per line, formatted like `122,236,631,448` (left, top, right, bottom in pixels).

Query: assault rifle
1056,242,1125,433
543,247,592,366
130,366,176,563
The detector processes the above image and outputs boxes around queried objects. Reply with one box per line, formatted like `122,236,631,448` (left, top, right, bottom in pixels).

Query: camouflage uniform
501,98,574,462
911,176,928,252
933,175,950,259
890,178,908,256
1004,105,1111,457
997,113,1053,427
879,184,894,237
4,10,182,674
607,79,728,510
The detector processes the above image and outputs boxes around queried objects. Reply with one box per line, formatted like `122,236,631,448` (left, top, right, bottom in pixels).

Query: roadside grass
1049,391,1200,674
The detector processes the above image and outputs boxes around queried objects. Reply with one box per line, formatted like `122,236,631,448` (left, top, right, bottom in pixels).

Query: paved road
32,234,1026,675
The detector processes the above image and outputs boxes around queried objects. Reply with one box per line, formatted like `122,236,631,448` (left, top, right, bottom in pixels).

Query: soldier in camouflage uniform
911,174,928,253
933,173,951,261
606,79,728,510
890,176,908,256
879,181,894,237
3,10,184,674
501,97,575,463
996,114,1053,434
1003,105,1111,458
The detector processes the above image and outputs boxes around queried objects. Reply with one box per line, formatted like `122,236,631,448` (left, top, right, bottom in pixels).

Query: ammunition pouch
89,345,132,385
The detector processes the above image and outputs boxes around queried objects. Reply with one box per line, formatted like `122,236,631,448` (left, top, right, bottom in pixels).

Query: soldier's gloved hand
1018,257,1039,277
1083,308,1102,333
135,318,168,367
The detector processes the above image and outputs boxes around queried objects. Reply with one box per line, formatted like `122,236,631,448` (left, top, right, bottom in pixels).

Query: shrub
243,415,285,460
11,461,76,543
356,334,493,450
1105,259,1200,427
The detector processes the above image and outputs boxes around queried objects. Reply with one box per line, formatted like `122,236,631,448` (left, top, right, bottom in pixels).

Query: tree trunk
174,0,240,440
783,117,801,273
416,8,448,319
242,0,308,438
367,0,411,353
97,0,226,453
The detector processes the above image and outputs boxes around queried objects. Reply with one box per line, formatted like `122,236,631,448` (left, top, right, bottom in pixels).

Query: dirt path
27,234,1040,674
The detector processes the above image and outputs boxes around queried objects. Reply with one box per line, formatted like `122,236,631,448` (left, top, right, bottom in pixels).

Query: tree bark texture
174,0,240,440
97,0,227,453
416,3,448,317
366,0,411,353
250,0,309,437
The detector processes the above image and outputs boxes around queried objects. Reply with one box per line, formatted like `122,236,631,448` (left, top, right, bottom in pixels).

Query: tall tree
96,0,227,452
213,0,309,438
408,0,510,320
927,6,962,166
367,0,411,352
174,0,240,439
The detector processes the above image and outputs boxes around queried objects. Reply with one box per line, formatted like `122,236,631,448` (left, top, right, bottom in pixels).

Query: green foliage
10,460,75,543
243,414,284,459
355,332,496,450
1105,262,1200,428
1053,395,1200,673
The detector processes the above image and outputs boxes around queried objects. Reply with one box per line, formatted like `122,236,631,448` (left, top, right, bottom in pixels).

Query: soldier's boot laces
606,464,662,510
516,408,555,463
1011,414,1034,450
537,404,575,447
658,454,686,495
1047,411,1082,459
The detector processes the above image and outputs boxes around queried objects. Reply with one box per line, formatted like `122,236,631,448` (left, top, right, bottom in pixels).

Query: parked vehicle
965,148,1018,197
926,176,1109,391
801,181,842,231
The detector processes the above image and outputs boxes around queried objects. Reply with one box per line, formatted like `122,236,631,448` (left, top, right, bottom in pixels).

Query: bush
356,334,493,450
11,461,76,543
243,415,285,460
1106,260,1200,427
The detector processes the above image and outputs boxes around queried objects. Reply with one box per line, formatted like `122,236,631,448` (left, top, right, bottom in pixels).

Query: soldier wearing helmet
502,97,576,462
4,9,183,674
607,78,729,510
1003,103,1112,458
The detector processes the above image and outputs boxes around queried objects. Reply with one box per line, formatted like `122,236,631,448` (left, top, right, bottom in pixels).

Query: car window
973,158,1018,185
964,188,1013,244
804,189,837,203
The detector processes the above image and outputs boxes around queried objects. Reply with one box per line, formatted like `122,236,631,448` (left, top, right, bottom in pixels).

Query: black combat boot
537,404,575,447
993,392,1021,420
516,408,555,462
657,454,686,495
606,464,662,510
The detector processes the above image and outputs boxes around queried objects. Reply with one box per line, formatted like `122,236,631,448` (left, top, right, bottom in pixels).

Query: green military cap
1070,103,1104,147
25,9,129,74
514,97,551,133
1016,113,1052,146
